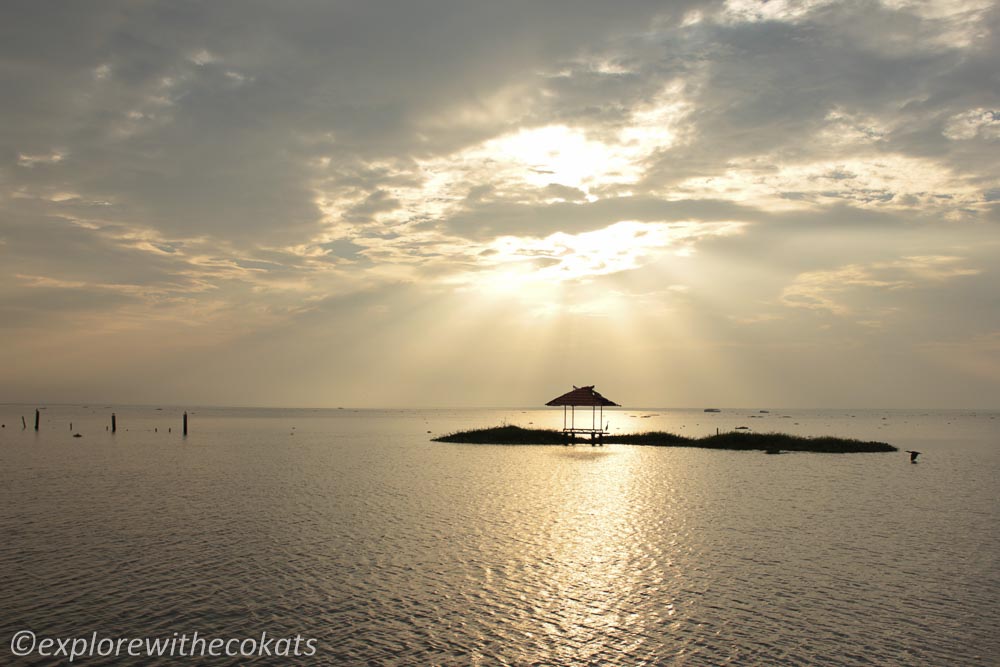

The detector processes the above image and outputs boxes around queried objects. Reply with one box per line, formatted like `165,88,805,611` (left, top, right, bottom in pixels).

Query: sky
1,0,998,408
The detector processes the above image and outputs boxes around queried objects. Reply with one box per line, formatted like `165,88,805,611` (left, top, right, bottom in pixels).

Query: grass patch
433,425,572,445
433,426,896,453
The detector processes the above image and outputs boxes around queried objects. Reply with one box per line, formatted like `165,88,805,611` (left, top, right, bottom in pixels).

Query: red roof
545,385,620,407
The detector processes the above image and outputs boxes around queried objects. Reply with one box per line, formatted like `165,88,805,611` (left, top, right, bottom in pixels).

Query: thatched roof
545,385,620,407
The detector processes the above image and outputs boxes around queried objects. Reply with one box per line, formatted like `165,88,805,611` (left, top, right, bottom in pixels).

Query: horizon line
1,402,996,412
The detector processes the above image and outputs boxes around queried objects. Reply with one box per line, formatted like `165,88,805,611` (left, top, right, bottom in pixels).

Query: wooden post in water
183,411,188,436
34,409,39,431
112,413,117,433
22,415,26,429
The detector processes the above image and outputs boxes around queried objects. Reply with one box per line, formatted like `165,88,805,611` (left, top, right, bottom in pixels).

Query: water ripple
1,408,998,665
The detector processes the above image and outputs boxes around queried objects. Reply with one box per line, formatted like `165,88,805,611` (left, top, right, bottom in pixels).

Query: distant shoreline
433,425,897,453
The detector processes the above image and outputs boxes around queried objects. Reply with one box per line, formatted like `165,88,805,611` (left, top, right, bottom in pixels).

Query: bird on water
905,450,921,463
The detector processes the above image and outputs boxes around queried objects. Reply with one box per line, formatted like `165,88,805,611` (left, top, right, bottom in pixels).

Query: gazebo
546,385,620,445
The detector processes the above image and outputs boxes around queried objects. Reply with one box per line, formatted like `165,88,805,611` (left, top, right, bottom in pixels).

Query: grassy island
433,425,896,453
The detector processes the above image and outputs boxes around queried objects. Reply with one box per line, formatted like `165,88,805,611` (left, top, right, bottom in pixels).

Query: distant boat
704,408,721,413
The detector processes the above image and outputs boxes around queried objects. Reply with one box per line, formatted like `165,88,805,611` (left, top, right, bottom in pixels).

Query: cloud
450,219,745,294
781,255,981,316
0,0,998,406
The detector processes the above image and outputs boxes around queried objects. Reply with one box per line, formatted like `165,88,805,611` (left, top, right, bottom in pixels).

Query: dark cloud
319,238,367,261
438,196,760,240
345,190,402,223
0,0,718,246
639,2,999,186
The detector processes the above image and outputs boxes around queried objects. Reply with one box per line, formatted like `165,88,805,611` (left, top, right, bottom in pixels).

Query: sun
482,125,636,192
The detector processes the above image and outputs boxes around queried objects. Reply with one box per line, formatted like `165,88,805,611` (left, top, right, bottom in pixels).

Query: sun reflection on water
524,447,674,663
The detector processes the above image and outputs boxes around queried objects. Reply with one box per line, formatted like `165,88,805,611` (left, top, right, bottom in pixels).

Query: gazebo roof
545,385,620,407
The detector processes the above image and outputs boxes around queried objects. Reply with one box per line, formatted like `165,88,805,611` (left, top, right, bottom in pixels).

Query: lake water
1,405,998,665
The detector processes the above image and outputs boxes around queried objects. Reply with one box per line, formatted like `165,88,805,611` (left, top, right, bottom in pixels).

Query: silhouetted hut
546,385,620,444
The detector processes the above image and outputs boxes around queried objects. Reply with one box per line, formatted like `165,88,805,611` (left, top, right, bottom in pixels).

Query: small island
433,426,896,453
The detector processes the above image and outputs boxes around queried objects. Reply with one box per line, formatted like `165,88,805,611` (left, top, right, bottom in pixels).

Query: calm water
1,406,998,665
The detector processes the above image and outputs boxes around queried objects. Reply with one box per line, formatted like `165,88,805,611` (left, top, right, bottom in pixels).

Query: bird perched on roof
905,450,921,463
